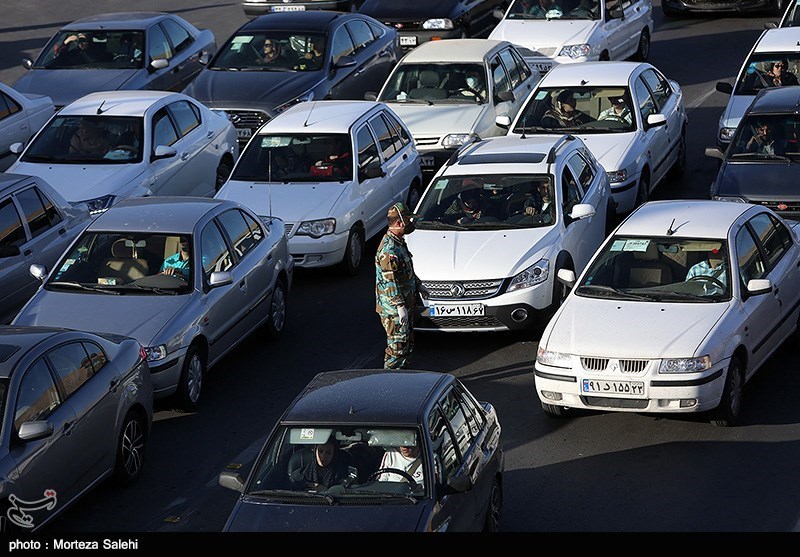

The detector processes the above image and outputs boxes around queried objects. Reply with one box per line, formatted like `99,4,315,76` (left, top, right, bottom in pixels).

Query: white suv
215,100,422,274
406,134,613,332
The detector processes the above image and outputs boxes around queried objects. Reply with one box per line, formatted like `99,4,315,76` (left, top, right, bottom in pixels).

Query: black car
182,11,401,148
706,86,800,220
663,0,785,17
358,0,507,50
219,369,504,532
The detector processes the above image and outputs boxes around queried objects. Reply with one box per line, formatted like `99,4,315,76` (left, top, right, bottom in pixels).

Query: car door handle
23,248,32,256
58,227,66,235
181,152,189,161
378,49,390,57
20,124,28,130
239,280,247,292
63,421,74,436
403,153,408,160
207,130,215,139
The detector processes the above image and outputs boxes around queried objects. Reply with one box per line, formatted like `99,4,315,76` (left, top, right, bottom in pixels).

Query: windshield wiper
21,154,57,162
638,289,720,302
47,281,121,294
388,98,434,106
247,489,335,504
239,67,294,72
113,284,180,295
416,221,468,231
575,284,654,301
729,152,791,162
515,125,556,133
345,489,418,503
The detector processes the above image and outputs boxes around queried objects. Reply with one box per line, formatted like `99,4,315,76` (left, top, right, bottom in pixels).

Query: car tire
635,171,650,208
264,278,287,340
482,478,502,532
113,410,147,485
668,130,687,181
175,346,204,412
599,50,610,61
605,198,617,237
634,28,650,62
541,402,568,418
711,357,744,427
340,225,364,276
406,183,421,211
215,159,233,192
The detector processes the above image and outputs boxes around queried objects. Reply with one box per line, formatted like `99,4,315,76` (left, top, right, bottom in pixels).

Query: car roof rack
546,134,576,165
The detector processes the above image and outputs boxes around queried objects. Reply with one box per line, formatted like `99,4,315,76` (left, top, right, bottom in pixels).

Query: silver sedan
0,82,54,172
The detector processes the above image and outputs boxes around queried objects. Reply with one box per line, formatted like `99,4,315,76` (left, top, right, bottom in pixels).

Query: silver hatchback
12,197,294,411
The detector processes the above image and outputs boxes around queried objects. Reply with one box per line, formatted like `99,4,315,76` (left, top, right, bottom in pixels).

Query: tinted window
369,114,396,160
367,21,386,39
0,91,21,120
356,125,380,174
499,48,522,88
47,342,93,398
736,225,766,283
428,407,458,482
634,77,656,121
346,20,374,52
82,342,108,373
200,221,232,277
153,109,179,147
510,48,532,82
383,111,410,145
562,166,582,213
458,386,486,435
241,210,264,245
161,18,193,53
167,100,201,137
331,27,355,65
748,212,790,269
441,389,473,457
381,114,404,154
217,209,256,259
148,24,174,60
567,152,594,191
641,69,671,108
15,359,60,429
491,56,510,94
0,198,26,247
15,187,53,239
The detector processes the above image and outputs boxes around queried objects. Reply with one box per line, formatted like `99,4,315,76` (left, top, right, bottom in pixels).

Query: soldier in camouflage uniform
375,202,426,369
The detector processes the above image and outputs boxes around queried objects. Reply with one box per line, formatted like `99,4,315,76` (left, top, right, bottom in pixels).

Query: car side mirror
149,58,169,72
716,81,733,95
360,161,386,181
17,420,54,442
493,7,505,18
153,145,177,160
208,271,233,288
746,278,772,296
10,142,24,154
0,245,21,259
495,115,511,129
21,58,33,70
646,114,667,129
705,147,725,160
557,268,576,288
568,203,595,221
495,90,515,104
364,91,377,101
764,21,778,29
446,473,472,494
219,470,245,493
608,8,624,18
199,51,212,65
334,55,357,69
29,264,47,281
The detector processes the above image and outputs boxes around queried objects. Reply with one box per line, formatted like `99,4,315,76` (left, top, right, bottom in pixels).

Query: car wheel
406,183,421,211
482,478,502,532
113,410,146,485
215,159,233,192
605,198,617,237
668,130,687,180
635,172,650,208
541,402,568,418
264,278,287,340
634,28,650,62
711,357,744,427
340,225,364,276
176,346,204,412
599,50,610,61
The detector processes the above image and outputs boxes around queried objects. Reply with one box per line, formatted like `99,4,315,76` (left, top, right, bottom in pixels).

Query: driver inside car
685,248,727,295
161,236,191,280
377,444,425,487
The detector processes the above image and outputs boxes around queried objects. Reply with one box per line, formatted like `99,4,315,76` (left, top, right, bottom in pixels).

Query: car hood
216,180,347,222
716,161,800,199
13,291,190,345
577,132,637,172
184,69,322,110
5,162,145,203
490,20,597,50
544,297,728,358
359,0,455,19
406,228,552,280
224,498,430,532
13,69,137,107
720,95,755,130
386,103,485,136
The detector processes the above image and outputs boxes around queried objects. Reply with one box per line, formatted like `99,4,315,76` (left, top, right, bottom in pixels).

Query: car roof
261,100,383,134
64,12,171,30
88,197,231,234
444,134,571,173
282,369,451,425
59,91,180,116
539,61,646,86
400,39,511,63
749,85,800,112
0,173,33,195
0,326,73,379
617,200,753,238
754,27,800,52
242,10,346,32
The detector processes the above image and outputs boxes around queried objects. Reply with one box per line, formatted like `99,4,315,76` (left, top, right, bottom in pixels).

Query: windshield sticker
535,90,548,101
623,239,650,252
231,35,252,44
433,180,447,190
299,428,315,440
610,239,626,251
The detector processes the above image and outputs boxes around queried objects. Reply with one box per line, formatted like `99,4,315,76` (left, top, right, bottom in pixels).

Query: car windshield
513,86,635,134
0,379,7,433
782,0,800,26
575,237,732,302
414,174,556,230
231,134,353,182
379,63,488,104
246,426,428,501
21,115,143,164
210,32,326,72
506,0,600,20
728,114,800,161
35,30,145,70
735,54,800,94
47,232,194,294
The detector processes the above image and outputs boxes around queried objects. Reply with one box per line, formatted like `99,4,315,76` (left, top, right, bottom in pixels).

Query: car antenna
520,111,527,139
666,218,676,236
267,150,274,225
303,101,317,128
96,100,107,115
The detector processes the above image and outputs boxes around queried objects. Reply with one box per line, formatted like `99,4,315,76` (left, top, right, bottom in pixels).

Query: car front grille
224,109,270,139
414,136,440,147
581,396,648,409
757,201,800,219
422,279,503,300
284,222,294,237
416,315,505,329
384,20,423,30
580,357,650,374
533,47,557,57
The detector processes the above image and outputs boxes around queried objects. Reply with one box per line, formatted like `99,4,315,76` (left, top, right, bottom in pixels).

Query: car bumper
148,352,186,399
396,29,467,51
662,0,771,12
417,148,456,179
242,1,353,17
609,178,639,215
287,229,348,268
533,363,727,413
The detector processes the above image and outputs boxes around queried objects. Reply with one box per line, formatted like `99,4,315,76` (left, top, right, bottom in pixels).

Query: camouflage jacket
375,230,420,315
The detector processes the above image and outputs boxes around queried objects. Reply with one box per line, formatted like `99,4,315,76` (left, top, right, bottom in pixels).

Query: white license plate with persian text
272,5,305,12
581,379,646,398
237,128,253,139
420,155,435,167
400,36,418,47
430,304,485,317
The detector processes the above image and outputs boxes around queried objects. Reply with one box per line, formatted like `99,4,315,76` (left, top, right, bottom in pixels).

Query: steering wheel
367,467,417,487
456,87,480,99
687,275,725,291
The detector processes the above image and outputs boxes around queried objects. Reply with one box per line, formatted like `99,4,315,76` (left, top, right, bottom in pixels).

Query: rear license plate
400,36,418,47
430,304,484,317
236,128,253,139
534,63,552,74
272,5,305,11
581,379,646,398
420,155,435,167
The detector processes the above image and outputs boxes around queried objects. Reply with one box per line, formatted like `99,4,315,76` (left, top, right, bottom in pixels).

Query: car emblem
395,23,404,29
449,283,465,298
229,113,241,124
610,362,618,372
778,203,788,211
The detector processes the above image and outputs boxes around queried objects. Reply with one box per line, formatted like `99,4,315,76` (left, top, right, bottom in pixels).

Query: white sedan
535,200,800,427
8,90,239,214
501,61,687,215
0,81,54,171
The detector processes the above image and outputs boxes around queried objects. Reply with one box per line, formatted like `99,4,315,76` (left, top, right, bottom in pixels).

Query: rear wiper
47,281,121,294
247,489,335,504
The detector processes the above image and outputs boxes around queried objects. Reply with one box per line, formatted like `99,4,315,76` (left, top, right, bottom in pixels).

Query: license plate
534,63,552,73
420,154,435,167
272,5,305,11
400,36,418,47
430,304,484,317
236,128,253,139
581,379,646,398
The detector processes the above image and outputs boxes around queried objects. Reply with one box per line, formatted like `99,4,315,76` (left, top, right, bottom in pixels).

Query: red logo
395,23,404,29
778,203,788,211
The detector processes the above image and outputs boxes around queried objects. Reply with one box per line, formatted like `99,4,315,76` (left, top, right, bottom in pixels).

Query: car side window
382,111,411,146
567,152,594,191
148,24,174,61
346,20,374,53
747,212,791,269
641,69,671,109
46,342,94,399
15,186,62,240
455,385,485,438
491,55,511,95
561,166,582,213
240,210,264,244
152,108,179,147
217,209,256,259
440,388,474,455
736,225,767,283
356,125,380,175
201,220,233,278
0,91,21,121
380,114,405,154
0,198,26,247
161,18,194,54
331,27,355,65
369,114,397,161
167,100,201,137
428,406,459,483
14,359,61,430
509,48,532,83
634,76,656,122
499,48,522,89
82,342,108,373
367,21,386,39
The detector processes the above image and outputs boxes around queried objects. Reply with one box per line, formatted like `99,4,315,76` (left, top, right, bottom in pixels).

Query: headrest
419,70,440,88
632,243,659,262
111,239,133,259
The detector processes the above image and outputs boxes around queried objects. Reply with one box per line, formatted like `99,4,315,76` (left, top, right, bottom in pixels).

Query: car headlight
296,218,336,238
606,169,627,184
508,259,549,293
422,18,454,29
537,347,573,369
274,91,316,115
442,133,478,149
81,195,116,215
144,345,167,363
659,355,711,373
714,196,747,203
718,127,736,142
559,44,591,59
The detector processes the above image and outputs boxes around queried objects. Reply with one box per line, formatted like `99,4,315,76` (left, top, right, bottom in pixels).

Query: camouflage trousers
380,311,415,370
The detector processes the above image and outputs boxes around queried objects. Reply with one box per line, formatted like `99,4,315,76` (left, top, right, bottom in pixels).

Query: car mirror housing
21,58,33,70
495,90,515,104
208,271,233,288
608,8,624,18
153,145,177,160
495,115,511,129
746,278,772,296
219,471,245,493
17,420,54,442
360,161,386,181
149,58,169,72
334,55,357,69
0,245,21,259
716,81,733,95
568,203,596,221
446,473,472,494
705,147,725,160
493,7,505,19
557,268,576,288
199,51,212,65
29,264,47,281
646,114,667,129
364,91,377,101
10,142,24,154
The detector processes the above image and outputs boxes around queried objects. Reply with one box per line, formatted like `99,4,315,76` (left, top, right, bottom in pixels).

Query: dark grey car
12,12,217,110
0,326,152,533
0,174,91,325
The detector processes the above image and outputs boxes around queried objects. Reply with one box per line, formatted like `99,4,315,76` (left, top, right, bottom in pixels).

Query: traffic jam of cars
2,0,800,533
